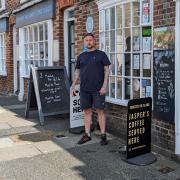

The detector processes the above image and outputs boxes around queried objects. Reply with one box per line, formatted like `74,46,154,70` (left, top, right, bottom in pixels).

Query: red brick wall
154,0,175,27
0,0,20,94
74,0,99,57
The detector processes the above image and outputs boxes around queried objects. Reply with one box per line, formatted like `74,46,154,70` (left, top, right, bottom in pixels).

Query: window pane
24,29,28,43
143,54,151,77
29,27,33,42
142,79,151,98
105,32,110,52
39,42,44,60
44,23,48,40
110,53,115,75
45,42,48,59
24,44,29,59
133,1,140,26
133,54,140,76
110,76,115,98
125,28,131,52
29,44,33,59
116,5,122,29
116,30,123,53
34,43,38,59
117,77,122,99
34,26,38,42
133,28,140,51
39,24,44,41
124,53,131,76
110,31,115,52
117,54,123,76
100,32,105,51
133,78,140,99
110,7,115,30
100,11,105,31
125,78,131,99
125,3,131,27
105,9,110,30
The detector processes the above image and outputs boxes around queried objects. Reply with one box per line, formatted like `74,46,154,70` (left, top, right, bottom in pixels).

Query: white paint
175,0,180,155
64,7,75,77
13,26,18,95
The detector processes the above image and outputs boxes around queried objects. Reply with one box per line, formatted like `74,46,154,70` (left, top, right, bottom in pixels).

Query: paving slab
0,122,11,130
0,144,41,162
0,138,14,149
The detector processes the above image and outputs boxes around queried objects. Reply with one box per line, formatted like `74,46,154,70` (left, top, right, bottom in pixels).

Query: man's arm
70,69,80,96
99,66,110,96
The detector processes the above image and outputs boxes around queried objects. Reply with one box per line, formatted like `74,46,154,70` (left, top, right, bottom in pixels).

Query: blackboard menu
153,50,175,123
127,98,152,159
37,69,69,114
25,66,70,125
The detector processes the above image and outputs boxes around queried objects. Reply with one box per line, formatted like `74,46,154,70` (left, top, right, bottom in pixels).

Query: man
70,33,111,145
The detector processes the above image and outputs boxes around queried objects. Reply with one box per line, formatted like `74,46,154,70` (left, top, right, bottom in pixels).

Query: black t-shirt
75,49,111,92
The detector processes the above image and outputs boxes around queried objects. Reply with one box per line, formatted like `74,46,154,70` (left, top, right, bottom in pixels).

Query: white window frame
0,33,6,76
0,0,5,12
97,0,153,106
20,0,29,4
19,20,53,78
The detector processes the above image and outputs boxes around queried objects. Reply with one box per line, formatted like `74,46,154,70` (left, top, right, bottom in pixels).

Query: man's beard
87,45,94,49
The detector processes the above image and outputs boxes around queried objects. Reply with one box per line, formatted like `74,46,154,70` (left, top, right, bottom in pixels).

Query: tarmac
0,94,180,180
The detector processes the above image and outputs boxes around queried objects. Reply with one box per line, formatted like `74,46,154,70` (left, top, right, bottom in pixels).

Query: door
68,21,75,85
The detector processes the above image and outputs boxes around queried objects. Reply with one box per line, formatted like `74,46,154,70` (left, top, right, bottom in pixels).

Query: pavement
0,94,180,180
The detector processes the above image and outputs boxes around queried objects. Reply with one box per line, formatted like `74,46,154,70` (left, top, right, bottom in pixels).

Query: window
20,21,52,77
0,33,6,75
99,0,153,104
0,0,5,11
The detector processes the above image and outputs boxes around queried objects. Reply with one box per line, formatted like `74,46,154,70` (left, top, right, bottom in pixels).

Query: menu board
127,98,152,159
153,50,175,123
25,66,70,125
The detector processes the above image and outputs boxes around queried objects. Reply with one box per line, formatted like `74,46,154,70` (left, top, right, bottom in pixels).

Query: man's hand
99,86,107,96
70,86,76,97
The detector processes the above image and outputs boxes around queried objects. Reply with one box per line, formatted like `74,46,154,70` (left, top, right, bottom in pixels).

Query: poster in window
143,54,151,69
142,1,150,24
133,54,140,70
143,37,151,52
133,36,140,51
154,26,175,50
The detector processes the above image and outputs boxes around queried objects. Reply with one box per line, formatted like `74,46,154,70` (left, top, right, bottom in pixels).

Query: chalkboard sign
127,98,152,159
25,65,70,125
153,50,175,123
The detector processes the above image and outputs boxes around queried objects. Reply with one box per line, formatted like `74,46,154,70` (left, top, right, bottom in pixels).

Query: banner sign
70,85,84,129
127,98,152,159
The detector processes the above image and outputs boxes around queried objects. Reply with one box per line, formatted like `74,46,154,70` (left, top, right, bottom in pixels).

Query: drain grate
158,166,175,174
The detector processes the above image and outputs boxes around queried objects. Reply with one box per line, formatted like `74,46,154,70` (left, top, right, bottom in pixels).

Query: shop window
0,33,6,75
99,0,153,104
0,0,5,11
21,21,51,77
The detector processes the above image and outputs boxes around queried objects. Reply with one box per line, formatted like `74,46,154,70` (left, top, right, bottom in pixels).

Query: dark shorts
80,90,105,110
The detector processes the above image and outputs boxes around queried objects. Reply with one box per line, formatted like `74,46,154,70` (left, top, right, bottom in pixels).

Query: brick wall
74,0,99,56
0,0,20,95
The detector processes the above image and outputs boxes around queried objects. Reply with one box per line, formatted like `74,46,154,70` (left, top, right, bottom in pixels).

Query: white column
175,0,180,155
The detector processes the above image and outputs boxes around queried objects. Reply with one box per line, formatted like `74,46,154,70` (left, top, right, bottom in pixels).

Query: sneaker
100,134,108,145
77,133,91,145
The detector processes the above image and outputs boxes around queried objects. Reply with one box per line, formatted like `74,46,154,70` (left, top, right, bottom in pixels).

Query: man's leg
84,108,92,136
96,109,106,134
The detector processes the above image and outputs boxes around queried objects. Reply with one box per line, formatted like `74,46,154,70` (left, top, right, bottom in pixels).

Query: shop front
14,0,55,101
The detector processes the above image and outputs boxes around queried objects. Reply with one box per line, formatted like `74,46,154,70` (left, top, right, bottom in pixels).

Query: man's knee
84,108,92,115
96,109,105,116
